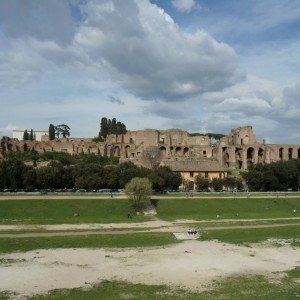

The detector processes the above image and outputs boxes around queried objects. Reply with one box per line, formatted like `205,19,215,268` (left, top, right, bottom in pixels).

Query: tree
49,124,55,140
29,129,34,141
147,172,164,190
74,177,85,189
107,119,112,134
155,166,181,190
100,117,109,138
99,117,127,138
223,177,237,191
23,168,37,191
23,130,29,141
194,175,210,191
125,177,152,213
111,118,117,134
55,124,70,138
141,146,162,169
211,178,224,192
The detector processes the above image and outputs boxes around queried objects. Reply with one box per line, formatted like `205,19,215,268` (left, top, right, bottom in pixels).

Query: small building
162,160,227,190
12,130,48,142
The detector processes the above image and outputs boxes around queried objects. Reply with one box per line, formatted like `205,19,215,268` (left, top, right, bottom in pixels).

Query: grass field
201,225,300,245
0,197,299,225
155,197,300,221
0,199,150,224
0,232,178,253
26,268,300,300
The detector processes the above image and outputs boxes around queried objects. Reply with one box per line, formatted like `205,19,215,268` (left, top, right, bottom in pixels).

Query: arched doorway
279,148,284,160
288,148,293,160
247,147,255,168
183,147,189,156
258,148,264,163
175,147,181,155
160,146,166,157
114,146,120,157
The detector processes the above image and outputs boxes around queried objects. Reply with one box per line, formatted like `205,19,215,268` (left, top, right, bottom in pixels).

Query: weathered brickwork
1,126,299,174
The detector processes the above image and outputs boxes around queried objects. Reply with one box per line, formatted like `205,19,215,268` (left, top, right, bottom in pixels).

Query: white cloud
171,0,197,13
0,0,299,143
73,0,241,101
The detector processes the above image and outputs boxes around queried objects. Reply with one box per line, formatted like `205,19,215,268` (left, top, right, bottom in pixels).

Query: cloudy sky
0,0,299,143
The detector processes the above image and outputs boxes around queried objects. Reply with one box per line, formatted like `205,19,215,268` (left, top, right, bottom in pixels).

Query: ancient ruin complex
1,126,299,182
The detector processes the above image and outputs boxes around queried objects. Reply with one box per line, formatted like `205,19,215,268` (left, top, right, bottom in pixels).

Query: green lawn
0,232,178,253
155,197,300,221
28,268,300,300
0,199,150,224
0,197,299,225
201,225,300,245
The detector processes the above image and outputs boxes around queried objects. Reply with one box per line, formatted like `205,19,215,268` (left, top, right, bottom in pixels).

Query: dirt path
1,222,299,238
1,216,300,232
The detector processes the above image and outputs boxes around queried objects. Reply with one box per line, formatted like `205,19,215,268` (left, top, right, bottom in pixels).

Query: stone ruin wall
1,126,299,170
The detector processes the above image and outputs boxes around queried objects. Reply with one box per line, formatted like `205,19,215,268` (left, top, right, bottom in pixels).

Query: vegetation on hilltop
0,152,181,191
190,132,226,140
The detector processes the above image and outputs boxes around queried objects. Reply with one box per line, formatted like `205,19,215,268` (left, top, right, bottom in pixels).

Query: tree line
243,159,300,191
0,152,181,191
193,175,243,192
23,129,36,141
99,117,127,139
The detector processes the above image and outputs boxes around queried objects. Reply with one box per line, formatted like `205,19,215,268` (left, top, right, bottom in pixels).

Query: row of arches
224,146,300,169
159,146,189,157
279,147,300,160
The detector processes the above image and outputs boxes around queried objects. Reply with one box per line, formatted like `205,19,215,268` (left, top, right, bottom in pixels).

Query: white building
12,130,48,142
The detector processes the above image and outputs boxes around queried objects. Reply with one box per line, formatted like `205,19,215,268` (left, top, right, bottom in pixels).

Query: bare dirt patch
0,240,299,298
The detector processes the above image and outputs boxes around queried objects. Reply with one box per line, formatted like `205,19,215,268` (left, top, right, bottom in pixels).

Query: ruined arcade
1,126,299,182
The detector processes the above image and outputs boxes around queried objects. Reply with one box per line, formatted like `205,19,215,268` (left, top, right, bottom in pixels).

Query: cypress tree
107,119,112,134
100,118,108,138
49,124,55,140
29,129,34,141
23,130,29,141
111,118,117,134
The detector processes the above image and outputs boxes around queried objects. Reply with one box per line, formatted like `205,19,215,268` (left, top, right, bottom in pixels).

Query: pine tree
23,130,29,141
49,124,55,140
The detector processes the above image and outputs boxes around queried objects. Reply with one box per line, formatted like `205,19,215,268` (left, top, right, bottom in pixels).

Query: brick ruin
1,126,299,176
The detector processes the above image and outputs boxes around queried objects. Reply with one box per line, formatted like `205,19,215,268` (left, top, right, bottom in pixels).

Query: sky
0,0,299,144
